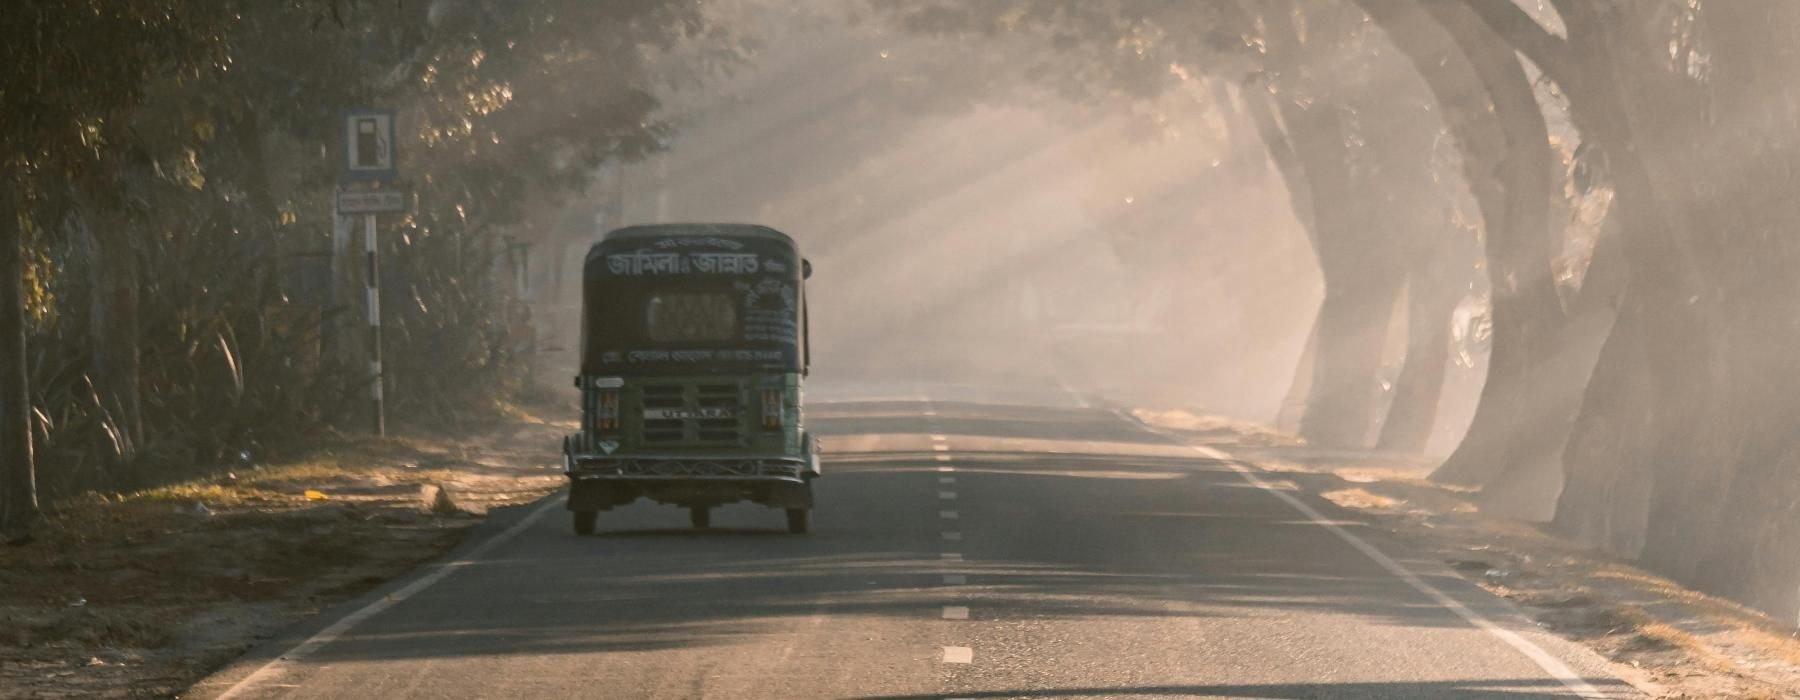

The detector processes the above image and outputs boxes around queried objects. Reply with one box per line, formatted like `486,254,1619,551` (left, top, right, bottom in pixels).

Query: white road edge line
1115,410,1606,700
1052,372,1092,409
214,495,566,700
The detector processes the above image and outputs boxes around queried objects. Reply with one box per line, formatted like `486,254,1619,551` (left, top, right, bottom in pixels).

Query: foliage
4,0,721,500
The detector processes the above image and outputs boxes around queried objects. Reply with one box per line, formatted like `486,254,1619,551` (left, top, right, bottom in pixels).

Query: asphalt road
191,382,1636,699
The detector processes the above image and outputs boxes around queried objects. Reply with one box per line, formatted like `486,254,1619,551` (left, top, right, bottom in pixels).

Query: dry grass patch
0,412,568,699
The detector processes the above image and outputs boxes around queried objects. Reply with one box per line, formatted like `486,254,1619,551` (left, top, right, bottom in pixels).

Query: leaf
304,490,328,501
216,329,245,402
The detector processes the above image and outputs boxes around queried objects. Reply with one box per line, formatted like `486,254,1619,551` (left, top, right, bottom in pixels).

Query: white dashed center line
925,403,975,670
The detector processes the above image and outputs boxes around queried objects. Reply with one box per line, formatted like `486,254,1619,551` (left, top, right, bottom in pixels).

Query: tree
0,184,32,537
0,1,238,534
884,0,1471,449
3,0,720,513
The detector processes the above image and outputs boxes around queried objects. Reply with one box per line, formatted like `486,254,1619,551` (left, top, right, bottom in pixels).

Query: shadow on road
854,677,1626,699
279,398,1622,699
809,399,1159,443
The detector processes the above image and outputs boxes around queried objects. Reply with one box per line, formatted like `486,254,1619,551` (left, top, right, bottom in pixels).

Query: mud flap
802,432,824,477
766,481,814,509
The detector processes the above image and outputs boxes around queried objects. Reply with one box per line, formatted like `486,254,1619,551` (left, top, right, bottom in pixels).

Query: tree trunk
1552,294,1652,555
1242,80,1320,436
0,190,39,537
1478,224,1626,518
1252,1,1410,449
1544,0,1724,583
1376,274,1457,452
1264,69,1403,447
1242,84,1316,245
1275,317,1317,434
84,216,143,457
1627,22,1779,600
1357,0,1567,485
329,209,369,419
1539,0,1686,558
1302,264,1404,448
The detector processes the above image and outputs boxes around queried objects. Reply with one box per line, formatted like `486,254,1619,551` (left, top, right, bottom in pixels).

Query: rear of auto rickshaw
562,224,819,534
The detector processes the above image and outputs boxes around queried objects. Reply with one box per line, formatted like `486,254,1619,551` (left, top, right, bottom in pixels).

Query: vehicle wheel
785,508,810,534
689,506,711,530
572,510,597,536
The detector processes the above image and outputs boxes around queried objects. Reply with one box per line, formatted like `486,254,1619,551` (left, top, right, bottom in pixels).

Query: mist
13,1,1800,692
545,13,1366,432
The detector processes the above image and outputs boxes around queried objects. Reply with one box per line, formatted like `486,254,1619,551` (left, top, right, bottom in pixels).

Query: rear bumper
562,453,817,511
564,454,814,483
562,430,822,480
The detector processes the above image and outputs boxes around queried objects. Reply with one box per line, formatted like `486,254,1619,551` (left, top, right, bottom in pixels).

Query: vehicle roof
595,223,796,247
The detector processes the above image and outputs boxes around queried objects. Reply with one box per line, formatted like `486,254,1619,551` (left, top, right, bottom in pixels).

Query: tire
689,506,711,530
572,510,597,536
785,508,810,534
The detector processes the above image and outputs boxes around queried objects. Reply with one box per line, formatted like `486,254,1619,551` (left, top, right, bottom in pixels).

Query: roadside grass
0,409,567,699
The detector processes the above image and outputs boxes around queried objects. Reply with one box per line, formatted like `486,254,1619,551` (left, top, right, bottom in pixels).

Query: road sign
336,190,407,214
332,110,400,436
342,109,398,182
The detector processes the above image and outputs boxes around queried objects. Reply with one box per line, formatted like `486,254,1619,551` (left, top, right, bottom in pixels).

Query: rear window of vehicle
645,292,739,342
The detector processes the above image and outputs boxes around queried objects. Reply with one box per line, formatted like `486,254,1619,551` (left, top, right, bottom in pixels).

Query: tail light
598,390,620,431
762,388,783,430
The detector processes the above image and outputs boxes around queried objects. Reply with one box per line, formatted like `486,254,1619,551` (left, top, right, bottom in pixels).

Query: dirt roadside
1134,408,1800,700
0,408,570,700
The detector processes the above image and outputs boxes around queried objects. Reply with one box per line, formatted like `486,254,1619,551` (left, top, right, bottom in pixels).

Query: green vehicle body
562,224,818,534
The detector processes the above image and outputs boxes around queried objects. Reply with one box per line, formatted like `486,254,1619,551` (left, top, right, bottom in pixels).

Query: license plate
644,408,735,420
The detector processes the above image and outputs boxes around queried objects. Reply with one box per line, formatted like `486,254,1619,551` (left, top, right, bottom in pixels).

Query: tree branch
1453,0,1576,91
1239,78,1316,244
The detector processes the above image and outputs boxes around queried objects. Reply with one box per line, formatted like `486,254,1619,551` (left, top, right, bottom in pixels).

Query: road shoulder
0,411,567,699
1129,407,1800,699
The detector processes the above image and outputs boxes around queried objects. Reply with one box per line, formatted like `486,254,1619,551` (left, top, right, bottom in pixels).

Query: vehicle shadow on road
592,528,791,538
853,677,1629,699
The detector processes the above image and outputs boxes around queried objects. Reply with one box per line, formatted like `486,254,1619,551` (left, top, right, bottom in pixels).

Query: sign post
364,214,384,436
338,109,402,435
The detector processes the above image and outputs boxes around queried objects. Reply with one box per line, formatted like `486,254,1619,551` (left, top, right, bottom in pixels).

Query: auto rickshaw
562,224,819,534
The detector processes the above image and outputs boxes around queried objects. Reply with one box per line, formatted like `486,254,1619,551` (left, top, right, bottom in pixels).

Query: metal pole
365,213,385,436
